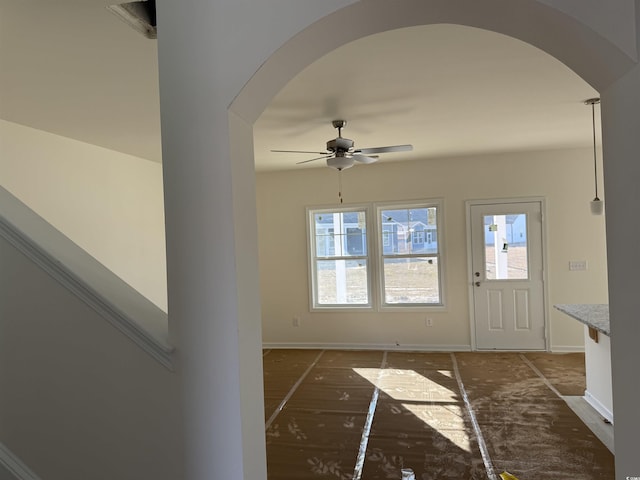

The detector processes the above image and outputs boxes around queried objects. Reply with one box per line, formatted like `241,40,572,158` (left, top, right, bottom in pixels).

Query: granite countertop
554,304,610,336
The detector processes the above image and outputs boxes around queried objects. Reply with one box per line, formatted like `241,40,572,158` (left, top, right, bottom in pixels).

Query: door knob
475,281,481,287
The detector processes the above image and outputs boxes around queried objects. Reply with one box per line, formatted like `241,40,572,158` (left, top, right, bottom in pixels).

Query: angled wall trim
0,443,42,480
0,187,174,370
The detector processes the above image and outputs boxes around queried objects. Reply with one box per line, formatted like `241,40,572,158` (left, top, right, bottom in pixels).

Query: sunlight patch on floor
402,403,471,452
353,367,471,452
354,368,456,401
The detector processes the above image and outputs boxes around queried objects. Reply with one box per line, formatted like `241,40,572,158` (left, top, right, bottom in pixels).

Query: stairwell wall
0,119,167,311
0,233,181,480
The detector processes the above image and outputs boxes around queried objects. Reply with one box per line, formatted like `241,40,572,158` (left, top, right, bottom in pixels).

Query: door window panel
483,214,528,280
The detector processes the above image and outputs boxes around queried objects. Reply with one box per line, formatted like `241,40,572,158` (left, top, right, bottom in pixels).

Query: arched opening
247,21,612,478
230,0,634,123
222,1,638,478
253,23,605,349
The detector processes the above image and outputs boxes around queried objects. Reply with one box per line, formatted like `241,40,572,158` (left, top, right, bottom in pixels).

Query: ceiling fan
271,120,413,170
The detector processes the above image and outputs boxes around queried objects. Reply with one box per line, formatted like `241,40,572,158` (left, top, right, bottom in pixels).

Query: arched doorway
157,1,640,478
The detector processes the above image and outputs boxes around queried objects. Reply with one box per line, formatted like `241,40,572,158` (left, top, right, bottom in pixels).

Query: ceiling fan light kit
327,155,356,171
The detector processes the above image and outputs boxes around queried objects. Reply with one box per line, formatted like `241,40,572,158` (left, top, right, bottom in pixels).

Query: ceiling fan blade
271,149,329,155
355,144,413,155
352,154,378,164
296,154,334,165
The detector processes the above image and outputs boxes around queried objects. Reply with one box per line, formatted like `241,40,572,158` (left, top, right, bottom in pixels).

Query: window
378,204,442,306
308,200,444,310
308,208,370,308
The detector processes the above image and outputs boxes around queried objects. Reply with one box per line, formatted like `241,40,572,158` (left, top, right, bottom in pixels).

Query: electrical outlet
292,316,300,327
425,317,434,327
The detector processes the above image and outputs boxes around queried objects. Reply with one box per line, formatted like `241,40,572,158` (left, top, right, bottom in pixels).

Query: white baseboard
584,390,614,424
550,345,585,353
263,343,585,353
262,342,472,352
0,443,42,480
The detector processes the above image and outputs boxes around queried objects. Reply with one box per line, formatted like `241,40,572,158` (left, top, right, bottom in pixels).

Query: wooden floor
262,349,614,480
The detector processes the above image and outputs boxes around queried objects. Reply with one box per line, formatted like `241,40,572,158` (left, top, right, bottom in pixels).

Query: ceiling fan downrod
332,119,346,138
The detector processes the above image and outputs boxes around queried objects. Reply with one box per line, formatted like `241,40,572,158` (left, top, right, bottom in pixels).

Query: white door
469,201,546,350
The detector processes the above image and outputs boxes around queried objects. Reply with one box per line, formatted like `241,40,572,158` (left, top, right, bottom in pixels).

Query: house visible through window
308,200,444,309
379,204,442,306
309,208,370,307
382,231,391,247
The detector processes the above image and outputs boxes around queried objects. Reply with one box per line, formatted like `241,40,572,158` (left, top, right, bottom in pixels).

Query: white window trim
306,205,374,311
306,200,446,312
375,199,446,312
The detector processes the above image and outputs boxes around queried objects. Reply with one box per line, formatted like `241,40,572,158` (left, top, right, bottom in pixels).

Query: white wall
257,147,608,350
584,330,613,421
0,235,181,480
0,120,609,352
0,120,167,311
536,0,636,60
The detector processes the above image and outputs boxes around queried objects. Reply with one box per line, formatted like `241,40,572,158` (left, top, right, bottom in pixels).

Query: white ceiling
0,1,599,172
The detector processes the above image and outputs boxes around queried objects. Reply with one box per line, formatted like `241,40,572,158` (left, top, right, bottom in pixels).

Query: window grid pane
380,207,438,256
312,209,369,307
314,212,367,258
316,259,369,305
379,205,441,305
383,257,440,304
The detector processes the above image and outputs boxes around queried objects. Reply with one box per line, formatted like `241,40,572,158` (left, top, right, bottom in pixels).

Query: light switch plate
569,260,587,271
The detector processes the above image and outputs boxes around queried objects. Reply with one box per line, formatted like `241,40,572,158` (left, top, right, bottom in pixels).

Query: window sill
310,305,374,313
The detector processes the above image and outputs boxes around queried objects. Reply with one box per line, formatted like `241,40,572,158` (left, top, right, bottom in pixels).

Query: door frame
465,197,550,351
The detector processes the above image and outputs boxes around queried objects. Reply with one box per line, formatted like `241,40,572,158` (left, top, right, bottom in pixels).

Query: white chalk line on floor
264,350,325,431
352,351,388,480
451,353,498,480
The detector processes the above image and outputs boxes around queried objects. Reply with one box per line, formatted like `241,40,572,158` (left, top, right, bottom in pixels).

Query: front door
469,201,546,350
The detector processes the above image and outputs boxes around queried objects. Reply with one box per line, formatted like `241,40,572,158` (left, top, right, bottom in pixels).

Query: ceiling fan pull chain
338,169,343,204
